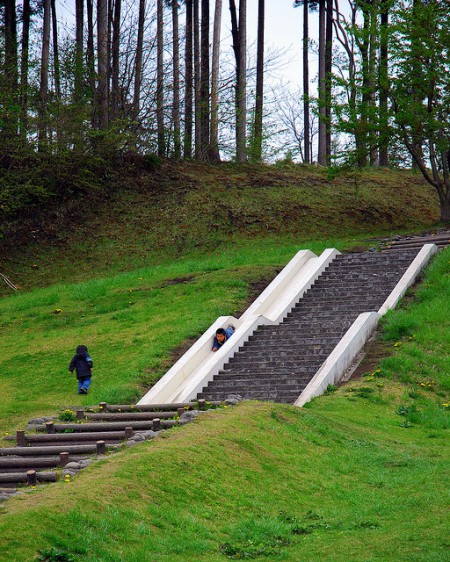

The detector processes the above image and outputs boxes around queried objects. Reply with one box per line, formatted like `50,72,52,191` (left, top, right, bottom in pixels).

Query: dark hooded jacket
69,350,93,380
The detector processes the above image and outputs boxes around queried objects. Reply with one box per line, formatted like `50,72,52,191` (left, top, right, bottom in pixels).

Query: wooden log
84,411,176,421
152,418,161,431
0,457,63,469
25,430,131,444
0,471,58,484
0,444,106,456
31,419,180,433
101,402,198,412
96,441,106,454
0,472,27,483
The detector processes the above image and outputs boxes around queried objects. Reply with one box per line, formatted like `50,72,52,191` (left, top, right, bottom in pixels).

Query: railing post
45,421,55,434
152,418,161,431
60,452,69,466
96,440,106,454
27,470,37,485
16,430,26,447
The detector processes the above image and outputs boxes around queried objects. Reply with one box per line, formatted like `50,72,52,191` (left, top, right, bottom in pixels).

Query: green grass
0,247,448,561
0,161,448,560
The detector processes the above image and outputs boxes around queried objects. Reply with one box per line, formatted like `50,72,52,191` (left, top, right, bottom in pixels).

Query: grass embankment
0,161,440,294
0,248,448,561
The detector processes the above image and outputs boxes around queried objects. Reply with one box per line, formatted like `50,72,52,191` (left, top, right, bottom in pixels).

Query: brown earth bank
0,159,442,294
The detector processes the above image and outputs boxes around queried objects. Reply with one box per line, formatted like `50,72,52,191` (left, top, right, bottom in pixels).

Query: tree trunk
75,0,84,103
229,0,240,156
251,0,264,162
193,0,201,158
97,0,109,130
368,1,378,166
200,0,210,159
324,0,332,164
378,1,389,167
50,0,61,101
157,0,165,155
3,0,19,151
303,0,310,164
184,0,193,158
210,0,223,162
172,0,181,159
38,0,51,150
86,0,96,125
133,0,145,116
111,0,122,118
318,0,326,165
236,0,247,163
20,0,31,143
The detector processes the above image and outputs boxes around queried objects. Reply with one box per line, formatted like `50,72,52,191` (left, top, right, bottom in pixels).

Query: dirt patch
350,334,393,379
160,275,196,287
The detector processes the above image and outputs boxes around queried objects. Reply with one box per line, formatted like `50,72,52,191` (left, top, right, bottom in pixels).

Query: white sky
56,0,317,89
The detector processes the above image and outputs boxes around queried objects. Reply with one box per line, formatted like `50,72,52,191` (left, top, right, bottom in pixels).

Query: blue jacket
69,352,93,380
212,327,234,350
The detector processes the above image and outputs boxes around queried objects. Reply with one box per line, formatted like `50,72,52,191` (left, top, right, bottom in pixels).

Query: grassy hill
0,161,448,561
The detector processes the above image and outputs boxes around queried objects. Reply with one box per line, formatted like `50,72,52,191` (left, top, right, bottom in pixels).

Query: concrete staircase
199,250,419,404
0,400,218,500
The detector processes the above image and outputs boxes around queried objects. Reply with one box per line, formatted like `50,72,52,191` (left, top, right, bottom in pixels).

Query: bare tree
171,0,181,158
194,0,201,157
38,0,51,148
378,0,390,167
97,0,109,130
157,0,165,155
250,0,264,161
199,0,210,159
2,0,19,149
133,0,146,116
184,0,193,158
230,0,247,162
210,0,223,162
50,0,60,101
74,0,84,103
19,0,31,142
111,0,122,117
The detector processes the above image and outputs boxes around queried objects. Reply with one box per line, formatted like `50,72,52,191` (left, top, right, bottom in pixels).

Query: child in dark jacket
69,345,94,394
